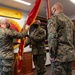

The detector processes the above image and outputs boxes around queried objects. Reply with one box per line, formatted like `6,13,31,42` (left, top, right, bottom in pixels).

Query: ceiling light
70,0,75,4
14,0,31,6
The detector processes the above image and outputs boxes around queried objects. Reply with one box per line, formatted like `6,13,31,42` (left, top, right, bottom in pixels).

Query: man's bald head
0,17,9,23
51,2,63,15
0,17,10,28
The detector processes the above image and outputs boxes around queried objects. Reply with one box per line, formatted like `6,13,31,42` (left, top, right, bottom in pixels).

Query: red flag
26,0,42,25
45,0,51,19
16,0,42,73
16,38,25,73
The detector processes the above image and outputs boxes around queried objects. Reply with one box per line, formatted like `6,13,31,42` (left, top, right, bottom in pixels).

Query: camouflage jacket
25,26,46,55
0,27,27,59
47,13,75,62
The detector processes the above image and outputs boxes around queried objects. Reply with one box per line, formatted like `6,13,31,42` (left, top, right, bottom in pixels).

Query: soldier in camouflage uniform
0,18,29,75
25,20,47,75
47,2,75,75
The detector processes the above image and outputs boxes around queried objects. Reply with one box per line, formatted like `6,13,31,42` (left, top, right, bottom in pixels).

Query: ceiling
0,0,75,18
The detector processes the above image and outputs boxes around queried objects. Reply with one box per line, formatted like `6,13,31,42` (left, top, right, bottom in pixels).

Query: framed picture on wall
29,16,48,47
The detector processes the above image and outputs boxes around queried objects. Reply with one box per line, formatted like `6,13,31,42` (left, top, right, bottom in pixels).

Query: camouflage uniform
0,27,27,75
25,26,47,75
47,13,75,75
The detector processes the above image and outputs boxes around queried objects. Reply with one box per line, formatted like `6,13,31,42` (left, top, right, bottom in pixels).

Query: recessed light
70,0,75,4
14,0,31,6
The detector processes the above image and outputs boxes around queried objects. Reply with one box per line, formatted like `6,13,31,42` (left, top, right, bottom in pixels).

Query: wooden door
13,52,34,75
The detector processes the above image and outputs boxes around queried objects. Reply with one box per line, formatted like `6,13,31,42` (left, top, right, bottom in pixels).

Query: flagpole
45,0,51,20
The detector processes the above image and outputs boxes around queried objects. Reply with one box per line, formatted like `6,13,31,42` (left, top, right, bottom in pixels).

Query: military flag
16,0,42,73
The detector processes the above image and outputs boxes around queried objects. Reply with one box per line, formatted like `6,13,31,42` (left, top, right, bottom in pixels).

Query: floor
34,65,75,75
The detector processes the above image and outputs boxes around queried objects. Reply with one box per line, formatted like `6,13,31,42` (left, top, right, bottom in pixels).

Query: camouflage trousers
51,61,73,75
33,53,47,75
0,59,14,75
